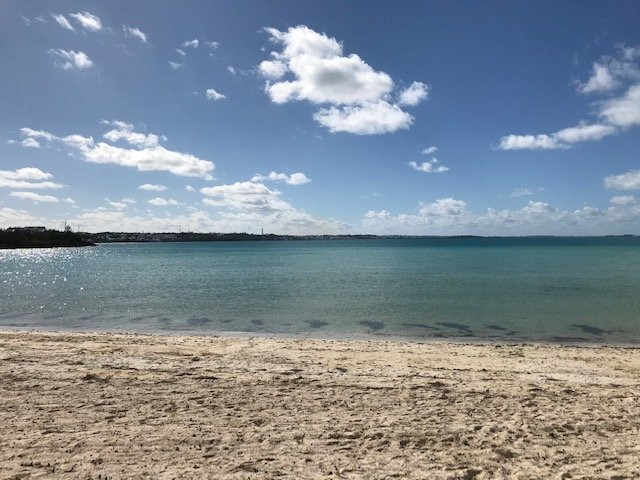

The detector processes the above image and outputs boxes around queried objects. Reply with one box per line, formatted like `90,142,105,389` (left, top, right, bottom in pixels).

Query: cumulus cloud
421,146,437,155
48,49,93,70
52,14,75,31
10,191,59,203
0,207,38,228
123,25,147,43
0,167,64,190
250,171,311,185
599,84,640,128
199,180,342,233
408,158,449,173
205,88,226,100
498,46,640,150
610,195,636,205
148,197,179,206
69,11,102,31
205,41,219,49
21,138,41,148
102,120,160,148
497,123,617,150
313,101,413,135
603,170,640,190
258,25,427,134
510,188,534,198
138,183,167,191
169,61,183,70
20,123,215,178
362,198,640,236
580,63,616,93
398,81,429,106
227,66,236,74
579,46,640,94
183,39,199,48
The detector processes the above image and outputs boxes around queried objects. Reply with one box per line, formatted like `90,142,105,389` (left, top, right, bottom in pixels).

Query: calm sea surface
1,238,639,343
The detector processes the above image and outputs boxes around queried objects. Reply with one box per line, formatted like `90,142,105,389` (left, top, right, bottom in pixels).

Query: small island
0,227,95,249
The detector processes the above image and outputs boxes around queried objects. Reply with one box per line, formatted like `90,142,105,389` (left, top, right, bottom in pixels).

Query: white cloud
362,198,640,236
421,146,437,155
419,198,468,217
183,39,199,48
199,180,342,233
69,11,102,31
251,171,311,185
499,46,640,150
579,46,640,95
139,184,167,192
205,41,219,49
610,195,636,205
169,61,183,70
599,84,640,127
498,134,564,150
604,170,640,190
0,167,64,190
48,49,93,70
227,66,236,74
175,48,186,56
398,81,429,106
0,207,38,228
123,25,147,43
259,25,425,135
52,14,75,31
408,159,449,173
148,197,179,206
20,124,215,178
201,181,290,212
553,123,617,143
185,185,196,192
10,191,59,203
108,201,128,209
510,188,534,198
314,101,413,135
205,88,226,100
580,63,616,93
21,138,40,148
102,120,160,148
497,123,616,150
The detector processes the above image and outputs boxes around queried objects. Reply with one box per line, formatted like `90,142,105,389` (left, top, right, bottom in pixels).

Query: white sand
1,330,639,479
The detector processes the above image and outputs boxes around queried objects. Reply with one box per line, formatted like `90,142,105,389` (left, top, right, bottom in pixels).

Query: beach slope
1,331,639,478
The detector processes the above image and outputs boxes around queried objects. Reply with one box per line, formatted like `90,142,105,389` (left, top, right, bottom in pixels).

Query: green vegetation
0,228,94,249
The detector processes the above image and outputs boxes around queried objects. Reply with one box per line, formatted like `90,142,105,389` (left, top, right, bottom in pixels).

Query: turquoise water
1,238,639,343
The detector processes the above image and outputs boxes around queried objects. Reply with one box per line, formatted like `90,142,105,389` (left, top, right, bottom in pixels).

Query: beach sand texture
1,331,639,479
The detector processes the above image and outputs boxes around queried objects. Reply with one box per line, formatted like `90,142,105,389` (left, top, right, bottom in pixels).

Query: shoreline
1,329,639,478
1,324,639,349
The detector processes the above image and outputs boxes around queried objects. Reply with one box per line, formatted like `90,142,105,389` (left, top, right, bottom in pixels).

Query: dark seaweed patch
359,321,385,331
401,323,440,330
251,319,264,326
486,324,509,331
307,320,329,329
570,324,611,336
187,317,212,326
435,322,472,332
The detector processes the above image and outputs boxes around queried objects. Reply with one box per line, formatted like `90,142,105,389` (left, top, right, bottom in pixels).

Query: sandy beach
1,331,639,479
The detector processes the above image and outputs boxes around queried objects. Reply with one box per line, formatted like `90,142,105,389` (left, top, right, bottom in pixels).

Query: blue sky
1,0,640,234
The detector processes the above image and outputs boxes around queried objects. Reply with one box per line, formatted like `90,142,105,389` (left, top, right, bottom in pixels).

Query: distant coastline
2,227,639,248
0,227,94,249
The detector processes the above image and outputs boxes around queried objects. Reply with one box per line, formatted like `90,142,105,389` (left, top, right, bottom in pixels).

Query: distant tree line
0,228,95,249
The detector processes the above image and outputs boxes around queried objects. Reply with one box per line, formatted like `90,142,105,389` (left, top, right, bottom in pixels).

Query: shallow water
1,238,639,343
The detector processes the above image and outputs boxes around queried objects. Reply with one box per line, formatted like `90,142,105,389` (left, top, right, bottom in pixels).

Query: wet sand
1,330,639,479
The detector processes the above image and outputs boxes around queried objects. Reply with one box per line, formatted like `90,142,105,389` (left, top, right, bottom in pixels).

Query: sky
1,0,640,235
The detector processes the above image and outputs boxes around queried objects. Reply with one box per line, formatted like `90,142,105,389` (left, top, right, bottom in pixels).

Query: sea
1,238,639,344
